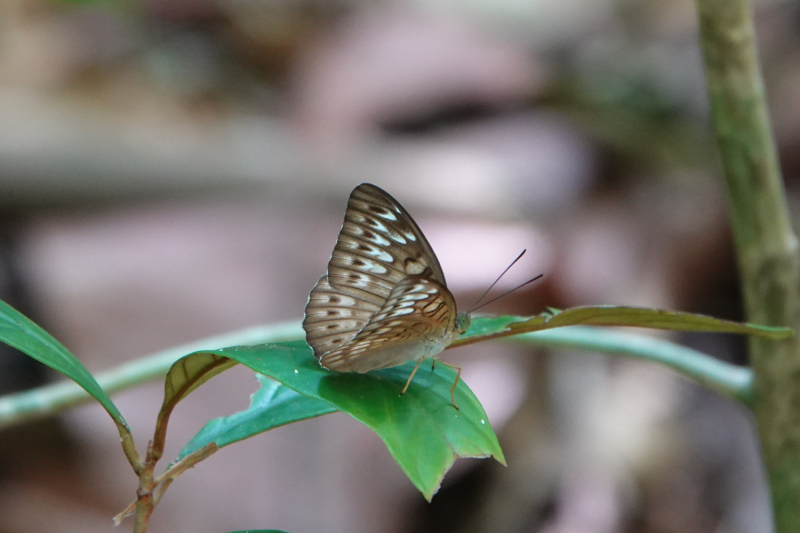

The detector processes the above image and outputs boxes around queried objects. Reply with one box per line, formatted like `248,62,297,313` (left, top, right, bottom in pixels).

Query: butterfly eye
456,313,471,334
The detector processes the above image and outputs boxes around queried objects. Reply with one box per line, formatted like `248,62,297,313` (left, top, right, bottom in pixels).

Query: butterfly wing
303,183,449,362
303,274,379,359
331,184,446,294
319,278,458,372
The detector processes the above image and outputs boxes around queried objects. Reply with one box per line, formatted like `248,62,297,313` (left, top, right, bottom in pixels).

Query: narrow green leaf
179,375,337,459
175,342,504,500
459,316,520,338
453,306,793,348
534,306,794,337
0,299,128,430
0,321,305,430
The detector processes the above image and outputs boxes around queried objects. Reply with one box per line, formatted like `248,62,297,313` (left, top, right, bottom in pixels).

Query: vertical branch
696,0,800,531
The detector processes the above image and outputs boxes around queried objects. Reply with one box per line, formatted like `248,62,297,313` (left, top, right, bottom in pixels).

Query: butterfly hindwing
320,278,457,372
303,274,380,358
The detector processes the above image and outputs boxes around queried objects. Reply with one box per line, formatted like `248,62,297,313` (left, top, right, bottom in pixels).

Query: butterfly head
455,312,471,335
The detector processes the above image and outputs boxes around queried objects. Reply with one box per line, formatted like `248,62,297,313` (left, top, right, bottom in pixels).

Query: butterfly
302,183,471,409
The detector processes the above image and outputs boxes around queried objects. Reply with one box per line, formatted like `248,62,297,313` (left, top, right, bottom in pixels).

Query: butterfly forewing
303,184,455,365
334,184,446,285
320,278,457,372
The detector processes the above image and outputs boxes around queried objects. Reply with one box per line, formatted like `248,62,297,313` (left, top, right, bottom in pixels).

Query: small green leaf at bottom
179,341,504,500
179,374,337,459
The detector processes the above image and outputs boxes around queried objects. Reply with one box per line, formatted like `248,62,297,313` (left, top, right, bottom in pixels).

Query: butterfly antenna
470,273,544,314
468,249,527,313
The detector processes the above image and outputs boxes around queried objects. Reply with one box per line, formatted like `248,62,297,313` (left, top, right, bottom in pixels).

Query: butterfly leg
435,359,461,410
401,358,426,396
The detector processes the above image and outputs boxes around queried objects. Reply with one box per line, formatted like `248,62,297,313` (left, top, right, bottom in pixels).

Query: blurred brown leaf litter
1,0,797,531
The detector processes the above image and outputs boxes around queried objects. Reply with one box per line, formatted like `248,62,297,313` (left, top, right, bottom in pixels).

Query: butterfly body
303,184,470,404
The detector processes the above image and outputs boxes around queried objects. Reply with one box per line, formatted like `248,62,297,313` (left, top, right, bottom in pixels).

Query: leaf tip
494,452,507,467
423,484,440,502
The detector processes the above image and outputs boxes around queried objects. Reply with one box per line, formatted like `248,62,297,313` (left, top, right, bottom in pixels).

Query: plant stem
696,0,800,530
133,479,155,533
508,327,754,405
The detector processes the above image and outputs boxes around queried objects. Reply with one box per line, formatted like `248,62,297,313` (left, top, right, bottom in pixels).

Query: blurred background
1,0,798,531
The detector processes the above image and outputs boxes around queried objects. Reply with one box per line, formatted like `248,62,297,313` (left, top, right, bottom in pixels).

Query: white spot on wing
359,247,394,262
362,230,390,247
331,295,356,306
375,211,397,221
387,232,406,244
369,218,389,234
363,261,387,274
406,261,424,275
376,250,394,262
401,292,429,301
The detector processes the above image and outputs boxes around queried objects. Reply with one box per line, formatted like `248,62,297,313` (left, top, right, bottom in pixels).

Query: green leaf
0,321,305,431
179,374,337,459
151,353,240,458
162,352,239,413
453,306,793,348
535,306,794,336
459,316,520,337
175,341,504,500
0,299,128,430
